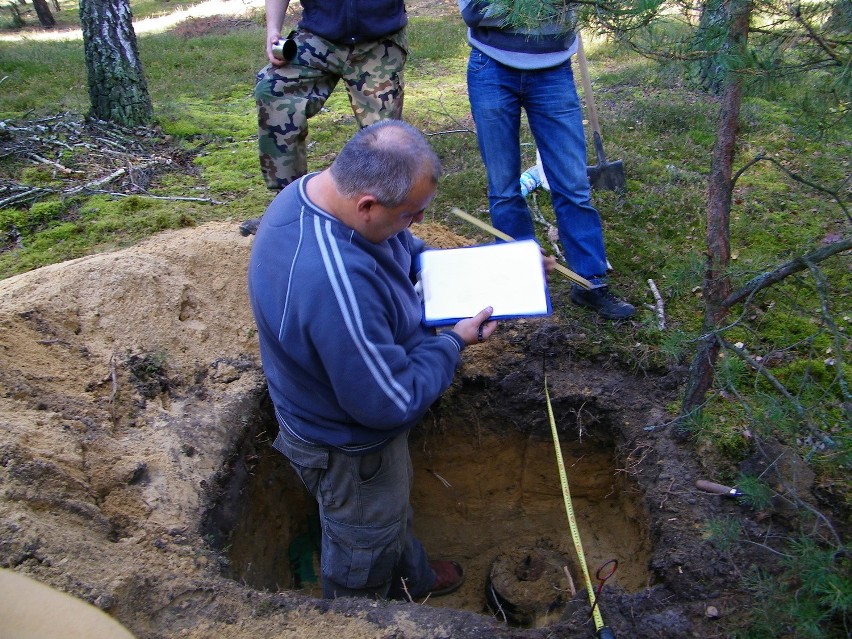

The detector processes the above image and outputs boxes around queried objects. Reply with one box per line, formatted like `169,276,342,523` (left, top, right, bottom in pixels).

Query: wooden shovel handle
695,480,736,495
575,34,601,138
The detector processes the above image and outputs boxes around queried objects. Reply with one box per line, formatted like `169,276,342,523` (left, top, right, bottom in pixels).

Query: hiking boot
427,560,464,597
570,285,636,320
239,216,261,236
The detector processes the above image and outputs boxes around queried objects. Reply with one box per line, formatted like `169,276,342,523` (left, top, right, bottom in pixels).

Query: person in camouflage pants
241,0,408,236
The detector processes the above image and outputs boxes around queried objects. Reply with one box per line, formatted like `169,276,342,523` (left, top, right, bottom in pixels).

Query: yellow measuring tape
545,376,614,638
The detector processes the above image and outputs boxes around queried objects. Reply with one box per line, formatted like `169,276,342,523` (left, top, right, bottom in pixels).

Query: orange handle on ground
695,480,738,496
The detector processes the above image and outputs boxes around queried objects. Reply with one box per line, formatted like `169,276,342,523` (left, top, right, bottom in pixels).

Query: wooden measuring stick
448,207,593,289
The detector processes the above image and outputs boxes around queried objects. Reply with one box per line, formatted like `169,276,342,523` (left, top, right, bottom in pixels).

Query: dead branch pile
0,112,199,210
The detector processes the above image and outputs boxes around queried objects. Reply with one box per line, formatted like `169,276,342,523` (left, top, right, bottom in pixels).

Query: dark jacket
299,0,408,44
248,175,464,454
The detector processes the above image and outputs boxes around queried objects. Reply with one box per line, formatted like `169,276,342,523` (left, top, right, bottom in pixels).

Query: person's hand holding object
267,31,285,66
453,306,497,346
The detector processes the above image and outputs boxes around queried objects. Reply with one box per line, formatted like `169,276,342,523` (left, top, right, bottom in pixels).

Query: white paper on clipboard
419,239,551,326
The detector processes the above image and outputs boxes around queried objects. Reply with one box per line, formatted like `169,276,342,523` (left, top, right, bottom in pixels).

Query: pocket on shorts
321,515,402,590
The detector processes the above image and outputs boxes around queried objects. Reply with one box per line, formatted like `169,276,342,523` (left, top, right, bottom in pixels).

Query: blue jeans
272,426,435,599
467,48,609,285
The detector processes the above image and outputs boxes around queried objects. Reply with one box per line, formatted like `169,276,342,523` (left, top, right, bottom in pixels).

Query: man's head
330,121,441,242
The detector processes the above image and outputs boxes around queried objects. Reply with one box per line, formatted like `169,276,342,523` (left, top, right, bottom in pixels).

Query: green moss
119,196,151,213
194,144,260,194
19,166,64,188
771,359,851,398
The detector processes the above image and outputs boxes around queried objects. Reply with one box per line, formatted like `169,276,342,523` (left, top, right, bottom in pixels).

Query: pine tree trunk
32,0,55,27
79,0,153,127
680,0,752,424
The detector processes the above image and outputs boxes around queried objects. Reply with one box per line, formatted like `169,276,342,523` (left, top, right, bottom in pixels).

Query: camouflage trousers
255,28,407,191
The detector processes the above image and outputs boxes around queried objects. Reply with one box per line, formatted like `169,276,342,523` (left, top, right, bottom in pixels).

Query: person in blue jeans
249,120,496,599
458,0,635,320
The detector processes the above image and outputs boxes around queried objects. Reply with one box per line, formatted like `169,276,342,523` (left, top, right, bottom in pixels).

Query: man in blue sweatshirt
458,0,635,320
241,0,409,236
248,120,496,600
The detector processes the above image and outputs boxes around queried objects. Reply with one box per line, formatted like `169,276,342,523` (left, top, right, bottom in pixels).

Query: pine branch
486,0,576,32
721,238,852,309
790,3,844,66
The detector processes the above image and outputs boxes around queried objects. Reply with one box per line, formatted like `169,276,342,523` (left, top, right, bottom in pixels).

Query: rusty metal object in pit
485,546,576,627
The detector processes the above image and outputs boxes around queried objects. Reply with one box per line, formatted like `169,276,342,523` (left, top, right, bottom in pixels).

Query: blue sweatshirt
458,0,577,70
298,0,408,44
248,175,465,453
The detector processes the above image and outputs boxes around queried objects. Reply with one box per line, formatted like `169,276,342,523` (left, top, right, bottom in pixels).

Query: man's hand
267,32,285,66
453,306,497,346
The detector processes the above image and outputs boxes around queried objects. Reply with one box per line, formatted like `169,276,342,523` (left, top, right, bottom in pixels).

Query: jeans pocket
321,516,402,590
467,47,490,73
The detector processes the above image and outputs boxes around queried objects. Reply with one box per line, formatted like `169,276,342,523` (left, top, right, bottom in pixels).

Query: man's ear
355,195,379,222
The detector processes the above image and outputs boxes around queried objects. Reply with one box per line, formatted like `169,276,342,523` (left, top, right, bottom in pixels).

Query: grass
0,5,850,632
740,539,852,639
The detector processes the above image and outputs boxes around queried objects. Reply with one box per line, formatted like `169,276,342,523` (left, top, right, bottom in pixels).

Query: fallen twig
647,278,666,329
65,166,130,195
64,159,164,196
0,185,52,209
27,152,76,174
740,539,791,558
529,195,566,262
90,190,223,205
424,128,473,136
1,113,201,213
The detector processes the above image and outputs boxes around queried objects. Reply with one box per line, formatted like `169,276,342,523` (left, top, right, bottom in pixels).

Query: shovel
575,34,626,193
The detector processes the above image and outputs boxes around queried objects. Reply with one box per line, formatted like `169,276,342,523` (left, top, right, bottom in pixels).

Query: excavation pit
204,387,653,629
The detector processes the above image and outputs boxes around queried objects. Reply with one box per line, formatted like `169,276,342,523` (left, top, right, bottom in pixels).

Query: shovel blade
587,159,626,193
